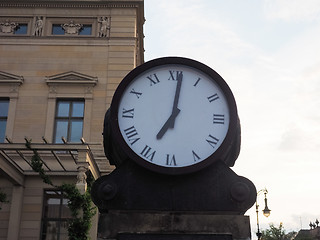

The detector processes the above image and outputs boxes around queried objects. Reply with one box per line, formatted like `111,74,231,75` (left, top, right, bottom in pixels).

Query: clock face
111,57,237,174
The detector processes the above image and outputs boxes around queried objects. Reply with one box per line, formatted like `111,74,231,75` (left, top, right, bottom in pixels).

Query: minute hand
156,72,183,139
170,71,183,128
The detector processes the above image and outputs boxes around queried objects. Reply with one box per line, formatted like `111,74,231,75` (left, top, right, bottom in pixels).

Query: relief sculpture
61,20,83,35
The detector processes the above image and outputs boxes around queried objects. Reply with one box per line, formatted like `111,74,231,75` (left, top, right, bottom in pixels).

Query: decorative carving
76,165,87,194
10,84,19,93
48,86,57,93
77,166,87,184
85,86,93,94
33,16,43,36
61,20,83,35
98,16,110,38
46,71,98,86
0,19,18,33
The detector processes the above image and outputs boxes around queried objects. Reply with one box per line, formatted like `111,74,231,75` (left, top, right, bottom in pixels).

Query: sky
144,0,320,236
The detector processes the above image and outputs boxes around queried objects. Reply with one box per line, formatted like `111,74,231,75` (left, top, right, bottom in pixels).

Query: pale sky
144,0,320,235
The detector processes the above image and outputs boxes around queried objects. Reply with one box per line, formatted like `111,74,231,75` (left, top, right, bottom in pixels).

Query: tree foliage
261,223,297,240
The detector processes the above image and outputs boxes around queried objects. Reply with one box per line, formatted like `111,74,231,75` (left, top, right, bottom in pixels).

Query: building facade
0,0,144,239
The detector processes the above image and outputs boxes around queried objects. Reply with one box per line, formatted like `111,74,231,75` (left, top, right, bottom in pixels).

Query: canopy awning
0,141,101,185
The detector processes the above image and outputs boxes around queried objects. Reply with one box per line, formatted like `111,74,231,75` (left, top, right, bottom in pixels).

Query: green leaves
59,184,96,240
0,190,8,210
25,138,96,240
261,223,297,240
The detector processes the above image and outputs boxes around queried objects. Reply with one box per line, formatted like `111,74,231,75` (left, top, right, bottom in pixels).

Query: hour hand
156,108,180,140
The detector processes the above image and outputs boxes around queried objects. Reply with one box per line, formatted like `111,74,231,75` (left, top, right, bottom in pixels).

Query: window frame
45,71,97,143
40,189,72,240
0,18,31,35
0,98,9,143
47,18,96,37
51,24,65,35
13,23,28,35
78,24,92,36
53,98,85,143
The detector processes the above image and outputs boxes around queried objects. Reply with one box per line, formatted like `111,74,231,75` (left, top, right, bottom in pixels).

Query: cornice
0,1,143,8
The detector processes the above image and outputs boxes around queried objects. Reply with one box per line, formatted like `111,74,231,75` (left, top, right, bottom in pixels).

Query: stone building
0,0,144,239
295,223,320,240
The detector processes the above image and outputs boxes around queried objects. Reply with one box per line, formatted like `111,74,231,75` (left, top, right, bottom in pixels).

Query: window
0,99,9,143
52,24,65,35
54,99,84,143
14,24,28,34
52,24,92,35
79,25,92,35
41,190,72,240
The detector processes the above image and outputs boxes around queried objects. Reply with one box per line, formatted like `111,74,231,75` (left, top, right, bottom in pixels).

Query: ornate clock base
97,211,251,240
92,159,256,239
91,160,256,213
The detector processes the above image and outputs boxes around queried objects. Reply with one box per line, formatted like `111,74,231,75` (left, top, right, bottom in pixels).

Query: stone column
7,185,24,240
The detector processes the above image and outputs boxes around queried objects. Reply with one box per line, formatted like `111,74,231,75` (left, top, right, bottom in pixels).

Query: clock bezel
109,56,238,175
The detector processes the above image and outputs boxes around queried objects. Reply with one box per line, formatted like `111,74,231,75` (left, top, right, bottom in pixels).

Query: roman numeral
122,108,134,118
213,114,225,124
192,150,201,162
166,154,177,166
168,70,183,81
206,134,219,148
123,126,140,145
147,73,160,86
207,93,219,102
140,145,156,161
130,88,142,99
193,77,201,87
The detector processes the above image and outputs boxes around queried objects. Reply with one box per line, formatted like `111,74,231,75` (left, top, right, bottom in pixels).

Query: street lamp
256,188,271,239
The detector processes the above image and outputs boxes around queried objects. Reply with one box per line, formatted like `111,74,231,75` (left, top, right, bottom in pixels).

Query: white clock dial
117,64,230,169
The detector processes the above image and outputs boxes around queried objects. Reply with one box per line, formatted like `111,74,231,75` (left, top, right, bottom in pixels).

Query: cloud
145,1,320,232
264,0,320,22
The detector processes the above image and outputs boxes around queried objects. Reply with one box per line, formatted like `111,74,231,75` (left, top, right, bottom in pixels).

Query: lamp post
256,188,271,239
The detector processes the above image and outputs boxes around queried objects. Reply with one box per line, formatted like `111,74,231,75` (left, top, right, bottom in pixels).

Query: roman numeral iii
213,114,225,124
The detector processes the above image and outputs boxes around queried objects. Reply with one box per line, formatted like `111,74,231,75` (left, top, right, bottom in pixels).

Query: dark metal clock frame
109,56,239,175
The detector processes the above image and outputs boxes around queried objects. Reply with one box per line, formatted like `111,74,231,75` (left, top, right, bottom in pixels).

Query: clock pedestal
97,211,251,240
92,160,256,239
